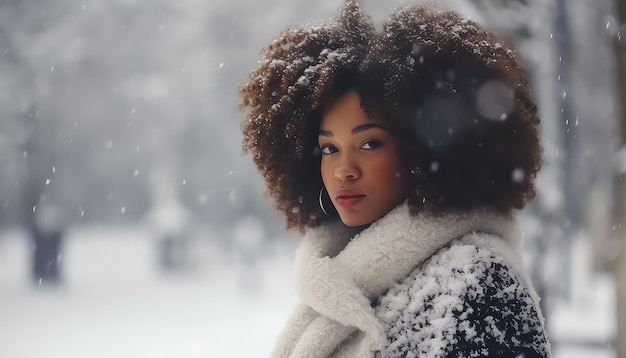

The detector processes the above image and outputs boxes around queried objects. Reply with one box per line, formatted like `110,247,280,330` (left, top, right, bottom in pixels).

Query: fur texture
271,202,549,357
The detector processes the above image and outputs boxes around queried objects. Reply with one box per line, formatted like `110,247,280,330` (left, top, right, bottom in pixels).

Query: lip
334,188,366,209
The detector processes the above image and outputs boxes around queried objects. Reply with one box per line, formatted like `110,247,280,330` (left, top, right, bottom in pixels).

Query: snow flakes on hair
364,5,522,115
240,0,374,232
360,5,542,214
241,2,543,231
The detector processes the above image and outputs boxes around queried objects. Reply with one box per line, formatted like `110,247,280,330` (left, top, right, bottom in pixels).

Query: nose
334,160,360,181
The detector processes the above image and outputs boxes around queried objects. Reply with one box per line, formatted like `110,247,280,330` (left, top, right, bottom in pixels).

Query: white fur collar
272,201,521,358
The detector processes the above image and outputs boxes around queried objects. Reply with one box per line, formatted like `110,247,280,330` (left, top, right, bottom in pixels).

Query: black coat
375,240,550,357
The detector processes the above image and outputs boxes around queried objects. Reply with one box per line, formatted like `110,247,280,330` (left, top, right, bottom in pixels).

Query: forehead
320,91,384,130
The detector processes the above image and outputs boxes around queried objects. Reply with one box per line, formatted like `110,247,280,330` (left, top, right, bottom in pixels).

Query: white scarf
271,202,522,358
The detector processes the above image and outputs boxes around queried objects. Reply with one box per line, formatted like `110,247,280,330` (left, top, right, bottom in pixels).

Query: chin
338,213,373,227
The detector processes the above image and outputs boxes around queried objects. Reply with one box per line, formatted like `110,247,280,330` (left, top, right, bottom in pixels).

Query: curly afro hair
240,0,374,231
360,5,543,217
240,1,542,232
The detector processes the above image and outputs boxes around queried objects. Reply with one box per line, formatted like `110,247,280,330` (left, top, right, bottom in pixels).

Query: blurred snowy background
0,0,623,357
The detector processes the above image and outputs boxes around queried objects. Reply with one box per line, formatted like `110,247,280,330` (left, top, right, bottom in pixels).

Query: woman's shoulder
375,236,550,358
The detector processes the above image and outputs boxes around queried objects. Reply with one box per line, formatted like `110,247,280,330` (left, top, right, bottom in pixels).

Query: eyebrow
318,123,386,137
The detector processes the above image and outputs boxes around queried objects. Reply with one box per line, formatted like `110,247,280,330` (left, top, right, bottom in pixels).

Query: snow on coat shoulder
375,236,551,358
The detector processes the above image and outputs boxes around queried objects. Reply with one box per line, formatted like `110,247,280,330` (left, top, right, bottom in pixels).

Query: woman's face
318,91,409,227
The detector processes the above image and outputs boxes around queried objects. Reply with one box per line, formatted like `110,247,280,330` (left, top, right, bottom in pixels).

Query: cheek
370,156,403,185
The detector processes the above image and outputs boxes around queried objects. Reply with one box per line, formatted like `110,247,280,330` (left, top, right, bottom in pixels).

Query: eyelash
320,140,383,155
321,145,337,155
361,140,382,150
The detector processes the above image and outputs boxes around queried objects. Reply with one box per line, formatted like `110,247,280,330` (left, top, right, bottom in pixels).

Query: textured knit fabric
271,202,551,358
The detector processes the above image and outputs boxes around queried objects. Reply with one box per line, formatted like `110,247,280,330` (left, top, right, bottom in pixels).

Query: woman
240,1,551,357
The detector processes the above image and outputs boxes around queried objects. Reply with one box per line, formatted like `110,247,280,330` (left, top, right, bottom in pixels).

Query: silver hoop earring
319,187,332,217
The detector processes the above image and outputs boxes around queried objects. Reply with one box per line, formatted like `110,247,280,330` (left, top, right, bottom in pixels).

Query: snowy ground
0,227,298,358
549,274,616,358
0,227,617,357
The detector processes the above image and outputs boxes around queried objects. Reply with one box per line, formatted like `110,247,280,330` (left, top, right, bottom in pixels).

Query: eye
321,145,338,155
361,140,382,150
